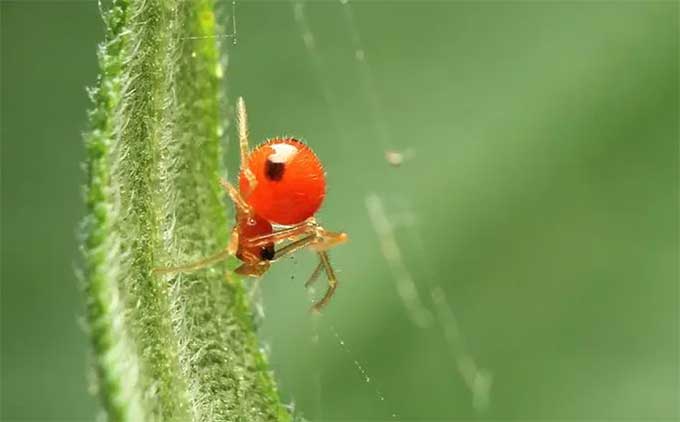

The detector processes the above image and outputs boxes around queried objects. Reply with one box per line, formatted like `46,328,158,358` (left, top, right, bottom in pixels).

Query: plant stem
82,1,289,420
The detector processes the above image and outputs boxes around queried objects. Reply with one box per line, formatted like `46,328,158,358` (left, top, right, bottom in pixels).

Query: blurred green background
2,1,677,420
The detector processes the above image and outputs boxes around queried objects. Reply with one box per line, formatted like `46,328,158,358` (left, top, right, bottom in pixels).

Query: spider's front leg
308,226,348,252
246,219,317,248
153,246,233,275
237,96,257,191
246,218,348,252
220,178,252,218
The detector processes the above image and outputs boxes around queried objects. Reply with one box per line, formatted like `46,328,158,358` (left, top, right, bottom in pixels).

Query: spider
155,97,348,311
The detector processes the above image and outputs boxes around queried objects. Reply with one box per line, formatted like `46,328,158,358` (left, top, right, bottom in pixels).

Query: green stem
82,1,290,420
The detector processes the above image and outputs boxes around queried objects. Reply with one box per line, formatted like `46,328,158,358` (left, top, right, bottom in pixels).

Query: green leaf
81,1,290,420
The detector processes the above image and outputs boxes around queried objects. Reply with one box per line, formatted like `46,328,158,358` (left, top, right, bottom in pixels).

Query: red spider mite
155,97,348,311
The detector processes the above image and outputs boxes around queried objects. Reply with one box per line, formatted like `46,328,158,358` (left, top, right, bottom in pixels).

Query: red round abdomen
240,138,326,225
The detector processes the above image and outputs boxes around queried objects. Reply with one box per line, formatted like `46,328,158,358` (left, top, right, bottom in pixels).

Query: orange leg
234,260,271,278
247,220,316,247
305,260,323,288
311,251,338,313
308,228,349,252
220,178,252,217
237,96,257,191
154,226,239,276
267,233,341,312
246,219,348,252
272,234,316,260
154,247,232,275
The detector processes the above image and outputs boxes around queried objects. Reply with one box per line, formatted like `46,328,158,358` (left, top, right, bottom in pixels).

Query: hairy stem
82,1,289,420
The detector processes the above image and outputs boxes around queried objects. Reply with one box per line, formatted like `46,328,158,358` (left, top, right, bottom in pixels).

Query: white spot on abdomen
269,143,299,163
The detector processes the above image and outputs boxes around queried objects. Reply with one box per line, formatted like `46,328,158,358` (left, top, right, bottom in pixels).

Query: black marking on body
260,244,275,261
265,159,285,181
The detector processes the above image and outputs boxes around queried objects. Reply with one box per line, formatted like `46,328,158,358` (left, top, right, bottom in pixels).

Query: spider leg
244,219,347,311
220,178,252,217
310,251,338,313
246,219,348,251
235,261,271,278
267,234,340,312
237,96,257,191
234,232,316,280
246,219,316,248
154,247,232,275
305,259,324,288
272,234,317,260
227,225,240,255
308,227,348,252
